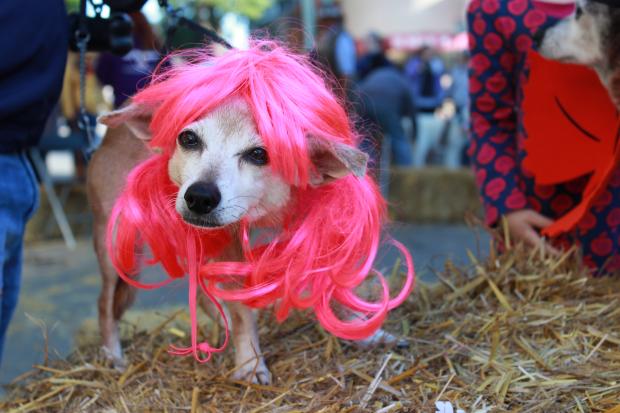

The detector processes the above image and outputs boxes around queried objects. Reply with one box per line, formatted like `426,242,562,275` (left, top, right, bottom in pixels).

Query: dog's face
167,99,290,228
539,0,620,104
99,98,369,230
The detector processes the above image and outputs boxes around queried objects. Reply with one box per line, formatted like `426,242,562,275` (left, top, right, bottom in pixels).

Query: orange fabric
522,51,620,237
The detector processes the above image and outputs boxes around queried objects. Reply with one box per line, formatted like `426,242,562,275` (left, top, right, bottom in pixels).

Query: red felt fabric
522,51,620,237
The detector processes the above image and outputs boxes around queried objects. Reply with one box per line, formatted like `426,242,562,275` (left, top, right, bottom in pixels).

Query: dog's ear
98,102,152,141
308,137,369,186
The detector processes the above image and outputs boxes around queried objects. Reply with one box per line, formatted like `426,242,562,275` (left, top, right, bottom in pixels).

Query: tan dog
87,99,402,385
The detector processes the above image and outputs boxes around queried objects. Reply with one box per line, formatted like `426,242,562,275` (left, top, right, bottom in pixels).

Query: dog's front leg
201,238,271,384
228,301,271,384
198,296,270,383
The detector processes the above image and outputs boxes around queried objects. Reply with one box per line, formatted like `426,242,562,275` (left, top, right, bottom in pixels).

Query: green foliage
65,0,80,13
65,0,274,19
195,0,274,20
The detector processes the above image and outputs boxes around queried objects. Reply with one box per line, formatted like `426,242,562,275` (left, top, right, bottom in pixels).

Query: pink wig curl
107,41,415,362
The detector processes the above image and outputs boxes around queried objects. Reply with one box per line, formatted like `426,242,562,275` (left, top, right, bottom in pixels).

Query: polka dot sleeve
467,0,526,225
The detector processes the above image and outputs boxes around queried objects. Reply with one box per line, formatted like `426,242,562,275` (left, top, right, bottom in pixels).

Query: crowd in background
312,6,470,173
46,9,470,183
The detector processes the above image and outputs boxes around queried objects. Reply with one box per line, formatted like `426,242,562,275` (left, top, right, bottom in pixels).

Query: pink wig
107,41,415,362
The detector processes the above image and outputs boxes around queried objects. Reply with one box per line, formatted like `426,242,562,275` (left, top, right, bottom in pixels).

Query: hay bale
388,167,482,223
3,242,620,412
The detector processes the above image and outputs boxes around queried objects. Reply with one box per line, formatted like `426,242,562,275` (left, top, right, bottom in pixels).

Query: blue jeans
364,102,414,167
0,152,38,365
380,110,413,167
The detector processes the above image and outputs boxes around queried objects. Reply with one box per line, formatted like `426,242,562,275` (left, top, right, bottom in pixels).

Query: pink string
168,239,230,362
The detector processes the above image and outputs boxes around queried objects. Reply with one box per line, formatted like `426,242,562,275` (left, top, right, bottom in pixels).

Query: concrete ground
0,223,489,389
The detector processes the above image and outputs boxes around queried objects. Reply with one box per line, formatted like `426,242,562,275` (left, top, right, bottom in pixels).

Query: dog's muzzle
184,182,221,215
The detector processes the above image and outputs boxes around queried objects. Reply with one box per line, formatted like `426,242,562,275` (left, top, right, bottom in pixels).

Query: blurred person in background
314,4,383,171
447,51,470,168
405,47,446,114
405,47,447,166
357,33,416,168
61,52,107,131
450,52,469,137
0,0,68,365
96,11,163,109
45,51,107,180
356,32,392,81
315,2,357,97
468,0,620,273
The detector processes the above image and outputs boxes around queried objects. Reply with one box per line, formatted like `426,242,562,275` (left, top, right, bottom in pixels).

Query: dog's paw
350,328,409,349
231,358,272,385
101,346,128,371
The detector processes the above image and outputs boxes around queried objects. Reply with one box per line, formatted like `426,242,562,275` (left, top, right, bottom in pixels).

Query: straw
3,240,620,412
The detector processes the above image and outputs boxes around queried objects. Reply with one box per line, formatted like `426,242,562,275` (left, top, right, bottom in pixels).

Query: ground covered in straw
3,241,620,412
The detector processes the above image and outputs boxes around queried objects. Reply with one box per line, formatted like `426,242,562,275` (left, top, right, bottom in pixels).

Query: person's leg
0,230,24,363
444,117,468,169
0,230,5,363
389,132,414,166
0,152,39,365
383,114,413,167
413,112,443,167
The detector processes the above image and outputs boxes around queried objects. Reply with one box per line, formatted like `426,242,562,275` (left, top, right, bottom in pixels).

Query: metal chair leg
28,149,77,250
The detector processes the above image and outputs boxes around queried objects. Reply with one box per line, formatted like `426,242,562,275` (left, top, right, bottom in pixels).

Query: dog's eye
243,147,269,166
178,131,201,150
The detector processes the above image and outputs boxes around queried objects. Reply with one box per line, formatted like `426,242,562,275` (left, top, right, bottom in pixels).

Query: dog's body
87,122,148,366
539,0,620,106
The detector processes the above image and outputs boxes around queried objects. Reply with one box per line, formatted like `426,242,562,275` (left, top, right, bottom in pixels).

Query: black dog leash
75,0,97,158
157,0,233,52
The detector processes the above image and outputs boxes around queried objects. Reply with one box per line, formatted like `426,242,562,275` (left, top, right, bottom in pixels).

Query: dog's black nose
184,182,221,214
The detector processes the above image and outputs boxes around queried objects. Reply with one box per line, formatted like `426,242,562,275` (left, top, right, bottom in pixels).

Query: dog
538,0,620,107
87,43,413,385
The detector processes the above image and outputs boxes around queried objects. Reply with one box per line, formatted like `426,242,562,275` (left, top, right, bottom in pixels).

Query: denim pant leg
0,231,25,364
382,113,413,167
0,152,39,365
389,131,414,167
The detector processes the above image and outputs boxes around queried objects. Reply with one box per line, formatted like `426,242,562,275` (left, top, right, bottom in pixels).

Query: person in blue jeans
405,47,446,114
0,0,68,364
359,66,417,167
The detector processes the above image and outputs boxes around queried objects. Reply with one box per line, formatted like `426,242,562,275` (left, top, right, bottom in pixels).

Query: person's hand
504,209,561,256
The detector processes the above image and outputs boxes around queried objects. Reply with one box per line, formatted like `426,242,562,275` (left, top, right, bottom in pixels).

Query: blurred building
341,0,468,51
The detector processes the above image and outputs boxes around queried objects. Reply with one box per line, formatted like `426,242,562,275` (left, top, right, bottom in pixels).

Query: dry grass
3,240,620,412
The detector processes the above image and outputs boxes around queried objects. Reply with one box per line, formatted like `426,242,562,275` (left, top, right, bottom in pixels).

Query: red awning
388,32,468,52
